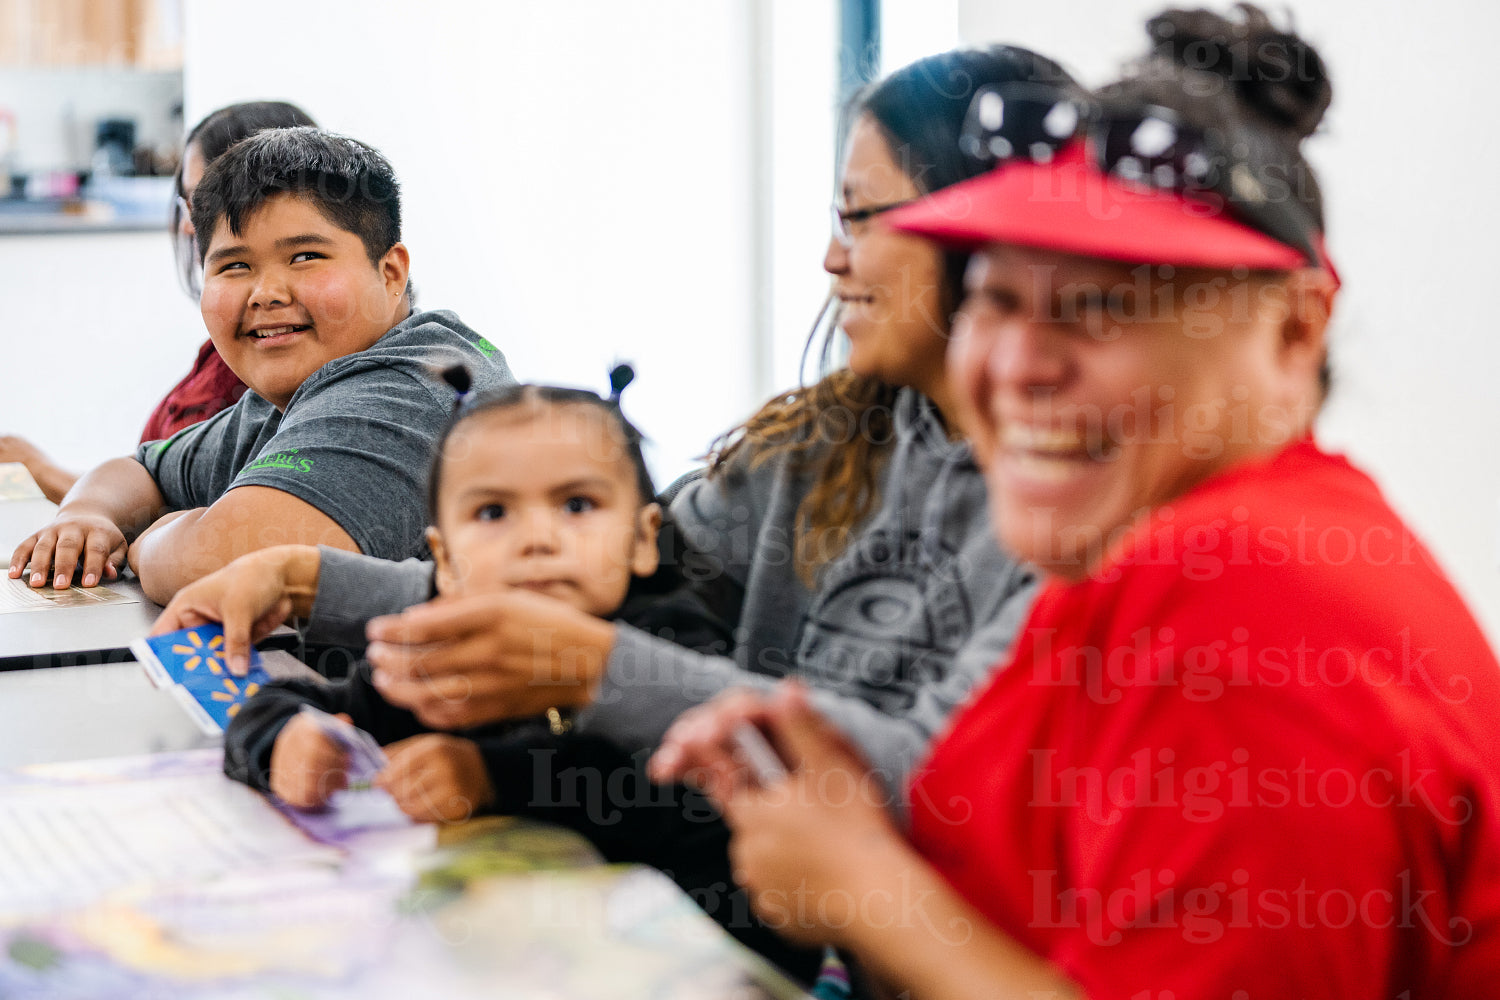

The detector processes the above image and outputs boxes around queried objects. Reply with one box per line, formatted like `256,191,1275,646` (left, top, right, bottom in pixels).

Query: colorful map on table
0,749,807,999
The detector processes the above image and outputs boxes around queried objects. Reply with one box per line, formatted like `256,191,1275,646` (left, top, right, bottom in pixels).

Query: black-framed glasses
830,198,917,247
958,81,1321,265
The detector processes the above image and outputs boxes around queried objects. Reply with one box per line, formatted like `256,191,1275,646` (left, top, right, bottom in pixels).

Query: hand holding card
733,722,789,787
131,624,272,735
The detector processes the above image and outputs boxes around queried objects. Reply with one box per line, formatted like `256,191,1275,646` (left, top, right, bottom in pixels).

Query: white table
0,649,322,767
0,495,165,668
0,661,216,765
0,494,299,669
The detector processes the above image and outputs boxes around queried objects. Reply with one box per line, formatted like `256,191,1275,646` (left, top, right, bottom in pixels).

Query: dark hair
711,45,1076,585
190,126,402,268
1104,4,1331,230
1103,3,1334,393
855,45,1078,312
171,101,317,296
425,383,658,526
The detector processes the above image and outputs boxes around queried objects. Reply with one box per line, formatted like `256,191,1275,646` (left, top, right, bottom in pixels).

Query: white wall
951,0,1500,642
0,230,204,470
765,0,839,391
182,0,765,489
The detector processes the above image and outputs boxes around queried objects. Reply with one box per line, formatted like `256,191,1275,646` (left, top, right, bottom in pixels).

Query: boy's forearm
129,485,357,605
129,508,216,604
59,458,168,538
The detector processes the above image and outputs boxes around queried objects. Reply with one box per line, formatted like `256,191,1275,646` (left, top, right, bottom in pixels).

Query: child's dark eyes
475,503,506,522
563,496,597,514
290,251,325,264
217,261,248,274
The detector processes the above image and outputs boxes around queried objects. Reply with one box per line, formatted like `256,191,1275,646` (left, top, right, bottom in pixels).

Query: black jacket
223,579,732,801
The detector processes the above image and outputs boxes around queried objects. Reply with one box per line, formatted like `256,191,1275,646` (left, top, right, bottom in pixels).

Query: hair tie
440,364,472,412
608,363,635,403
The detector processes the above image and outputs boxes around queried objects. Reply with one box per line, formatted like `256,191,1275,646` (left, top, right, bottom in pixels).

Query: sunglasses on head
957,81,1323,266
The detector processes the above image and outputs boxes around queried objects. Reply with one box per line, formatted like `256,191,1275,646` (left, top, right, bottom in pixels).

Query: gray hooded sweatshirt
307,388,1036,799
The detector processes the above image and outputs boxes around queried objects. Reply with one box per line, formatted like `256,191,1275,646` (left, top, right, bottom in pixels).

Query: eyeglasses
830,198,917,247
957,81,1322,265
171,192,202,296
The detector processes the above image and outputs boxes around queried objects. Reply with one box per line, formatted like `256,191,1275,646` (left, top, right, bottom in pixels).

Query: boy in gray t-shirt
8,127,513,604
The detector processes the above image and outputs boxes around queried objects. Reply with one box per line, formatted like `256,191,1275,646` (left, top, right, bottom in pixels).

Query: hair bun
608,363,636,402
1146,4,1331,138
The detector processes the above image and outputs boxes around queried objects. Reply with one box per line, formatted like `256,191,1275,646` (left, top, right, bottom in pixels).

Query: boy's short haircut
190,126,401,266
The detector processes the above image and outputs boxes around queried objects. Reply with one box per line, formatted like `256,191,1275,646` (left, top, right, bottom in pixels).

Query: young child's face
428,404,661,618
199,192,410,410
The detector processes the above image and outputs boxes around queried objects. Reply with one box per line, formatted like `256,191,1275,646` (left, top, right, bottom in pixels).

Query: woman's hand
9,507,126,591
648,686,784,801
366,589,617,730
652,683,906,948
151,544,323,674
375,734,494,823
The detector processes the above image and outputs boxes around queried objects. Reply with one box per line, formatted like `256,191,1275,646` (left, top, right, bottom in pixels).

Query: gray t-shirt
589,388,1038,800
135,309,514,561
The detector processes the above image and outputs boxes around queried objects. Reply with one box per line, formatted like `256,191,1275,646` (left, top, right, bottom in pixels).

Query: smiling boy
9,128,513,604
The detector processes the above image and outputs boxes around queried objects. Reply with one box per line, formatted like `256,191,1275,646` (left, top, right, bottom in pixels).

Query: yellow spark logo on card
210,676,261,719
170,631,226,676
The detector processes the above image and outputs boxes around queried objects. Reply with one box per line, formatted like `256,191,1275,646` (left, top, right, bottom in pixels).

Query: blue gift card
131,625,272,734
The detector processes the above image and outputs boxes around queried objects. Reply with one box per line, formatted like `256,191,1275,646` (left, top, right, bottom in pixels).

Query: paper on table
0,750,801,1000
0,575,138,615
0,757,339,917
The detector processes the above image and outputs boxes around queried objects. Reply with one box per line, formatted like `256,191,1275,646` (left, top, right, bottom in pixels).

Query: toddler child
224,372,730,822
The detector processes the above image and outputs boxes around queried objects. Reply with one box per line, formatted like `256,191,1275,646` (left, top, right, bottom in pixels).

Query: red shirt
909,441,1500,999
139,339,247,443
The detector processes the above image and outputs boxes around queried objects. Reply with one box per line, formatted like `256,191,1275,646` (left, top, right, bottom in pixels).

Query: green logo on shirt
146,423,200,457
474,338,498,357
242,449,314,474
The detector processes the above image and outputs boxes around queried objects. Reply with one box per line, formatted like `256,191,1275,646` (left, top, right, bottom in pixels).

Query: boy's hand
270,712,351,809
9,508,126,590
375,734,494,824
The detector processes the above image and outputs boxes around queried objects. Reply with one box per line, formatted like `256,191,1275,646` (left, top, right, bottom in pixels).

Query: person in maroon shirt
651,6,1500,999
0,101,314,503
